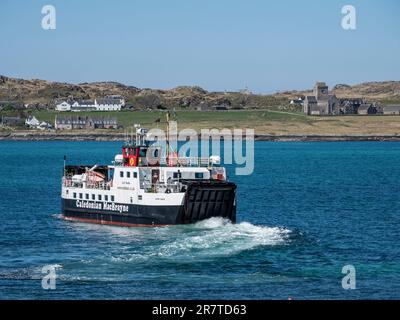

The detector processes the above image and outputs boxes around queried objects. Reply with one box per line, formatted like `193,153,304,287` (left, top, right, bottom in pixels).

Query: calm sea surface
0,141,399,299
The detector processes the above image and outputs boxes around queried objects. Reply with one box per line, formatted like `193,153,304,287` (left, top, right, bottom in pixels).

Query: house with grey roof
105,95,125,106
338,98,364,114
95,98,124,111
0,115,24,126
357,103,377,115
383,105,400,115
55,115,119,130
303,96,317,114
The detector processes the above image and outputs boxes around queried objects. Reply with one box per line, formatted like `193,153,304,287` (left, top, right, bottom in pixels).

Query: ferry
61,117,237,227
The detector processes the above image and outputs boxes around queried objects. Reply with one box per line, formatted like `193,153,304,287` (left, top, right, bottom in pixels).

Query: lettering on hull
76,200,129,213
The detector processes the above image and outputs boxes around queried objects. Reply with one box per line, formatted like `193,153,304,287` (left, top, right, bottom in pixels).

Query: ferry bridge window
127,172,130,178
139,149,147,157
133,172,137,178
79,193,83,199
92,194,95,200
85,194,89,200
73,192,76,199
105,195,108,201
173,172,182,179
120,171,124,178
98,195,102,201
111,195,115,202
195,172,204,179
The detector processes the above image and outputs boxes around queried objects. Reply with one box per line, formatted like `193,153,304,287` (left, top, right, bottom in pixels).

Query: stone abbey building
303,82,339,115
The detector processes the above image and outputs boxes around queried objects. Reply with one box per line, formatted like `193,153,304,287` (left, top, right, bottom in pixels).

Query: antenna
63,155,66,177
166,111,170,161
131,127,133,144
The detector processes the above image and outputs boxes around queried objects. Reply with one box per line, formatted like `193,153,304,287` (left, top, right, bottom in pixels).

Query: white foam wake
156,217,291,259
107,218,291,263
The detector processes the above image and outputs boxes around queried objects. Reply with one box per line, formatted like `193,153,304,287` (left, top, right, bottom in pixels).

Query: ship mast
166,111,170,161
63,155,66,177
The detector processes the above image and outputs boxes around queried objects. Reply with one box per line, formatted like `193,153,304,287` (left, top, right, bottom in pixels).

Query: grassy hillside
2,75,400,110
0,75,288,110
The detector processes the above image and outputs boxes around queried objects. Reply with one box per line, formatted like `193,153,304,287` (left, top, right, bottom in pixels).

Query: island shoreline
1,132,400,142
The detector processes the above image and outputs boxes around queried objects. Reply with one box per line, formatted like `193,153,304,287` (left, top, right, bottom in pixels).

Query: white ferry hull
61,180,237,227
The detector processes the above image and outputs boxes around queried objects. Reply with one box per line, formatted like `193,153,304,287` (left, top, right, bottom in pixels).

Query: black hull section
180,180,237,224
62,181,236,227
62,199,182,226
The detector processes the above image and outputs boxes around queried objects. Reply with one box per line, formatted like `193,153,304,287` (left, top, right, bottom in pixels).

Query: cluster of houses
291,82,400,116
55,95,125,112
0,114,120,131
0,115,52,130
54,115,120,130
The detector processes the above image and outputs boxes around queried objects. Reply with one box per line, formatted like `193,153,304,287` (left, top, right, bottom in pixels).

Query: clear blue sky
0,0,399,93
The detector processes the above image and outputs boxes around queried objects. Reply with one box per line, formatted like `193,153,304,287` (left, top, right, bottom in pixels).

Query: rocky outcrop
333,84,351,90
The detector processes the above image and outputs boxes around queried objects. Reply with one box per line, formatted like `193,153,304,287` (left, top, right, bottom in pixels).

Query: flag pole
166,111,170,163
63,155,66,177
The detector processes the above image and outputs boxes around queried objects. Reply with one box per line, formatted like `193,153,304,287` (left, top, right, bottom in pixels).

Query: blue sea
0,141,399,299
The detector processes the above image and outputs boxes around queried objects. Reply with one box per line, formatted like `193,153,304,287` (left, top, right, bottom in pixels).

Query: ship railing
85,181,111,190
112,156,212,167
62,177,81,188
141,181,182,193
159,157,211,167
62,177,111,190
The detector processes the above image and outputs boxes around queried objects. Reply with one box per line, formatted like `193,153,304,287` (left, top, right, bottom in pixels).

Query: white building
55,97,124,112
25,116,40,127
55,100,72,111
290,98,304,106
95,98,123,111
25,116,52,130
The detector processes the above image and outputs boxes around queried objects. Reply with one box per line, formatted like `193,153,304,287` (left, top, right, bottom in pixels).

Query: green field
2,110,400,135
31,110,310,131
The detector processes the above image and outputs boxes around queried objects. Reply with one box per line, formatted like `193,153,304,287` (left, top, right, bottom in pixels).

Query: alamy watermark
41,264,61,290
140,121,254,176
41,5,356,31
41,5,56,30
341,5,356,30
341,264,356,290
